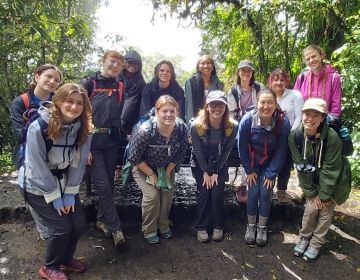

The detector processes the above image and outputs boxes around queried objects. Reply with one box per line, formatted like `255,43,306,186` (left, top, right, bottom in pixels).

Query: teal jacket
288,122,351,205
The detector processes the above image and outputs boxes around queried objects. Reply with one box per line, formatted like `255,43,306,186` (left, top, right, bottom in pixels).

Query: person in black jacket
120,50,146,136
10,63,63,241
81,50,126,247
140,60,185,119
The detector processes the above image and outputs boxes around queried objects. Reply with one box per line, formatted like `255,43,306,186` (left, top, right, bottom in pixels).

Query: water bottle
339,126,351,141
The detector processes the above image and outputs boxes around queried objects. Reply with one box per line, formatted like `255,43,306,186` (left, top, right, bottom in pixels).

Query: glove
62,194,75,207
52,197,64,210
296,163,316,173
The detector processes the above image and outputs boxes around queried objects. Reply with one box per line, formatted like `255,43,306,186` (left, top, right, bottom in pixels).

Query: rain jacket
294,64,342,117
288,122,351,205
120,50,146,135
18,104,92,203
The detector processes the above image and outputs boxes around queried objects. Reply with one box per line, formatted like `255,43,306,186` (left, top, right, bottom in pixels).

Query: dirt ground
1,169,360,280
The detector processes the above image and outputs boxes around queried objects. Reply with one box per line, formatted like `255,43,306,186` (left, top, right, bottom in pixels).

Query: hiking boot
38,264,68,280
112,230,126,247
236,185,248,203
145,235,160,244
276,190,291,204
160,230,173,239
197,230,209,243
60,259,87,273
212,229,224,242
293,237,310,257
256,225,268,247
303,246,320,262
96,221,112,238
245,224,256,245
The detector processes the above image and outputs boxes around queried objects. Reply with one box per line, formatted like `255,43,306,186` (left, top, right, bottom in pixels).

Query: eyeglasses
209,102,226,108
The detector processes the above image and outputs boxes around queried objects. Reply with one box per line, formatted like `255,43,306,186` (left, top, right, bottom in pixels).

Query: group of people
9,44,351,280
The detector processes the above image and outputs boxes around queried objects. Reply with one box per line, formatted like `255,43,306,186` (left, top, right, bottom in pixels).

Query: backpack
15,105,53,169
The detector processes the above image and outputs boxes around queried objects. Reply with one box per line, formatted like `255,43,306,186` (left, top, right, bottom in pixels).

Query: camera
206,156,219,176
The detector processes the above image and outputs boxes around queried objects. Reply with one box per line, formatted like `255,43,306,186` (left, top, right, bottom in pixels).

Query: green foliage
349,130,360,187
0,0,103,149
0,149,14,173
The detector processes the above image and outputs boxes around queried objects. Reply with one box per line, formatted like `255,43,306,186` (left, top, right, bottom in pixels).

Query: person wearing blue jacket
18,83,92,280
238,89,290,246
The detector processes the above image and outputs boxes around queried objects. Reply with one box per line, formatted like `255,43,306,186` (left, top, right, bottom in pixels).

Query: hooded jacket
294,64,342,117
140,78,185,119
18,104,92,203
184,73,224,123
120,50,146,135
238,110,290,180
288,122,351,205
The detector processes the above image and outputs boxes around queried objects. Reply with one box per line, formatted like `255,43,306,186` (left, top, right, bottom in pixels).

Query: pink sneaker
236,185,248,203
38,264,68,280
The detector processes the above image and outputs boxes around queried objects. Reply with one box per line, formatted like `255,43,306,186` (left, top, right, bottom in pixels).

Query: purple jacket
294,64,342,117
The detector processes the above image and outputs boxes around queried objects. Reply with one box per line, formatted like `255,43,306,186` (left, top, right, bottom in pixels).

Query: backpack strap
20,92,30,109
90,79,124,104
254,82,261,94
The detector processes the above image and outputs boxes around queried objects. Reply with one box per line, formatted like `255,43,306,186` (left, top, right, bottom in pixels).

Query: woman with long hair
294,44,342,118
18,83,92,280
191,91,238,243
128,95,188,244
184,55,224,123
238,89,290,246
267,68,304,203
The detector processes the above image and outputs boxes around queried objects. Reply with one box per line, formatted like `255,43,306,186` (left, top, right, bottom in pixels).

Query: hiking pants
277,148,292,191
25,192,86,270
246,167,272,218
132,166,175,238
192,165,227,230
299,199,336,249
90,146,122,233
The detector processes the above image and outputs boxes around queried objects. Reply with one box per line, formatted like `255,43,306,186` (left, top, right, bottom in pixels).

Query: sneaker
96,221,112,238
245,224,256,245
236,185,248,203
60,259,87,273
256,225,268,246
277,190,291,204
145,235,160,244
212,229,223,242
293,237,310,257
112,230,126,247
197,230,209,243
303,246,320,262
38,264,68,280
160,230,173,239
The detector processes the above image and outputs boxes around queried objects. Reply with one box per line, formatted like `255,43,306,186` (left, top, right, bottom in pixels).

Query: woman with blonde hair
128,95,188,244
191,90,238,243
17,83,92,280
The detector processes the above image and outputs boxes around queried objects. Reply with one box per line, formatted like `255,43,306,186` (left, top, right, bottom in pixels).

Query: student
238,89,290,246
10,63,63,240
267,68,304,203
140,60,185,119
294,44,342,118
17,83,92,280
191,91,238,243
289,98,351,262
227,59,264,203
184,55,224,124
81,50,126,247
128,95,188,244
120,50,146,136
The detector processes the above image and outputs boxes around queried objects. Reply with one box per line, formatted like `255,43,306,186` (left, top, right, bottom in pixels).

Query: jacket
294,64,342,117
140,78,185,119
18,104,92,203
238,110,290,180
190,119,238,173
120,50,146,135
184,74,224,123
81,72,124,148
288,122,351,204
276,89,304,130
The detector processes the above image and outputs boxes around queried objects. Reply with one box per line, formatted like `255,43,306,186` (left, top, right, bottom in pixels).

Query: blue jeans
246,167,272,218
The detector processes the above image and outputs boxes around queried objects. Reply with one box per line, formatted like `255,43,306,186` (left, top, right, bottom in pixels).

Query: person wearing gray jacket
18,83,92,280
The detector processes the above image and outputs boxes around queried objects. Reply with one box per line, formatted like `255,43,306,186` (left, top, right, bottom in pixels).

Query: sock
258,215,268,226
247,215,257,225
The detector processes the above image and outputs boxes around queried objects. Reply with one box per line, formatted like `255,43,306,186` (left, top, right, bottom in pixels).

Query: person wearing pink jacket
294,45,342,118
